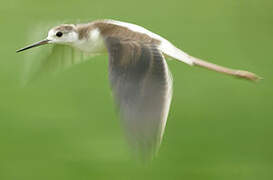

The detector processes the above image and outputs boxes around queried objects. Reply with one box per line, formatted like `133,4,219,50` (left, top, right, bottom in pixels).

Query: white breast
73,28,106,54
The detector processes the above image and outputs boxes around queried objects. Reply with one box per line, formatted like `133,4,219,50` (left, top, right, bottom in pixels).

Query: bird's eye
56,32,63,37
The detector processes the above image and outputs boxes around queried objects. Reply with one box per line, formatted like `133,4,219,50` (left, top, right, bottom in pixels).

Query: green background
1,0,273,179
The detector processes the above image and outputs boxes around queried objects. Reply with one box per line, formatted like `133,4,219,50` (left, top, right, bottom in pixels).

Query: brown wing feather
105,37,172,159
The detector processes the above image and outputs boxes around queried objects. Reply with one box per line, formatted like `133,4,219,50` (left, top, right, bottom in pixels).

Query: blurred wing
22,44,92,85
105,37,173,159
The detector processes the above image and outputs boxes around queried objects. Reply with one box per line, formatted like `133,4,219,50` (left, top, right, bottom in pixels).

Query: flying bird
17,19,260,159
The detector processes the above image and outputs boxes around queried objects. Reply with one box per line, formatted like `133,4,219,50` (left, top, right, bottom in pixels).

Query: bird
16,19,260,159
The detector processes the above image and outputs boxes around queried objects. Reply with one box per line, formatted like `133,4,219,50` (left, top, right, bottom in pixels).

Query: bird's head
16,24,78,53
47,24,78,44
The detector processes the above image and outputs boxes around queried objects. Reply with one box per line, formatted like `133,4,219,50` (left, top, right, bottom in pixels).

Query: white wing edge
105,19,194,65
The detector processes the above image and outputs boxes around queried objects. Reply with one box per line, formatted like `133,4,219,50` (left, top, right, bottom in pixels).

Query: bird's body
17,19,260,159
45,20,194,65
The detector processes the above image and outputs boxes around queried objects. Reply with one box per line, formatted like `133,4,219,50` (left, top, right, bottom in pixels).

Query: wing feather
22,44,92,85
105,37,173,159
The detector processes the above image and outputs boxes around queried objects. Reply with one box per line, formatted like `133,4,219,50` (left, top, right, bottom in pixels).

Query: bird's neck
71,26,107,55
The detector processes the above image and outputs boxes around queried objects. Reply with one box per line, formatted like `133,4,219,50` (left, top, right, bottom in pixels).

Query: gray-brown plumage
17,19,261,160
105,37,172,158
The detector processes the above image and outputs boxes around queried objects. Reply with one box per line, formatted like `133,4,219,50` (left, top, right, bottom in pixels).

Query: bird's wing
105,36,173,159
22,44,92,85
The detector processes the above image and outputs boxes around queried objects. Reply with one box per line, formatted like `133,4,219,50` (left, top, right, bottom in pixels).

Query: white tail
159,40,194,65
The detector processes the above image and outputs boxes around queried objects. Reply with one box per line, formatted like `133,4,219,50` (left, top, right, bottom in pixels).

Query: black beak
16,39,50,53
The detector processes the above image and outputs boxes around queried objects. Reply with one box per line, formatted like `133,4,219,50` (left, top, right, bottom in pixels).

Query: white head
16,24,79,52
47,24,78,44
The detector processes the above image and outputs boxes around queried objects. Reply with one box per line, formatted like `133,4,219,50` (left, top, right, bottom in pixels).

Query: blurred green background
1,0,273,179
